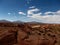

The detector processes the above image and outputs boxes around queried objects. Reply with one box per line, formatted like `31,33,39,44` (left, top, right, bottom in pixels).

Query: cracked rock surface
0,23,60,45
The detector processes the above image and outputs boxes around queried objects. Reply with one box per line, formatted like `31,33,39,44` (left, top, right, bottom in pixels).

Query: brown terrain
0,22,60,45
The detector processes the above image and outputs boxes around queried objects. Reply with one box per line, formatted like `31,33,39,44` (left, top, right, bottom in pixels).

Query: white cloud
56,10,60,15
27,8,40,17
27,7,60,23
8,13,11,15
18,12,26,15
28,8,39,14
44,12,55,15
29,6,35,8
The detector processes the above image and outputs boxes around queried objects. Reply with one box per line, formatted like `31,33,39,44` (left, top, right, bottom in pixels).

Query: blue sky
0,0,60,23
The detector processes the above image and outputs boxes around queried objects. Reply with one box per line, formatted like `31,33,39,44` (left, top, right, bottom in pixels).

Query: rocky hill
0,22,60,45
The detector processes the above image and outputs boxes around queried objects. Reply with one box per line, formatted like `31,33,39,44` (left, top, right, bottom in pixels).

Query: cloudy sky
0,0,60,23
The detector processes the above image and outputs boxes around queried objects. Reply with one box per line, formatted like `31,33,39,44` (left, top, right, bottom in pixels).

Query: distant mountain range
0,20,11,23
0,20,58,24
0,20,41,24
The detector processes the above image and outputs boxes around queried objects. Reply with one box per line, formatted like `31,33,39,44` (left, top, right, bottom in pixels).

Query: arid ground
0,22,60,45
